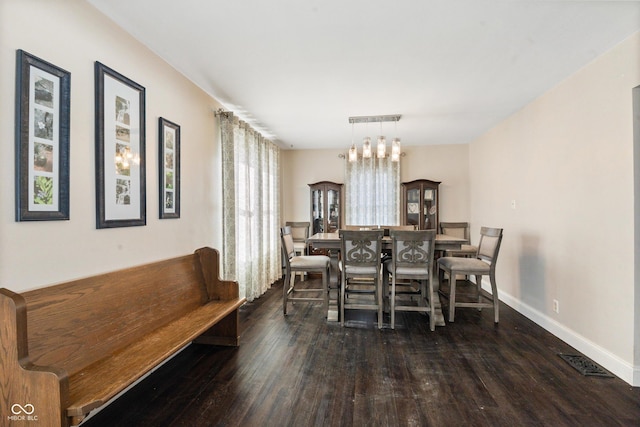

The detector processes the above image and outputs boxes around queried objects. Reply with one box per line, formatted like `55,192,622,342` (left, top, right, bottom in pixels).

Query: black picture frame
95,61,146,228
158,117,180,219
15,49,70,221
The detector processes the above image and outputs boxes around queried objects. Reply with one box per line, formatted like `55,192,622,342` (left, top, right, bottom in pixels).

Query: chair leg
322,266,329,316
475,275,483,308
390,275,396,330
283,270,292,315
427,277,435,331
490,274,499,323
382,267,389,313
449,271,457,323
377,275,383,329
340,272,346,327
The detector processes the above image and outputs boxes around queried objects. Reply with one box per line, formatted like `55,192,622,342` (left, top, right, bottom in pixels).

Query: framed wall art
158,117,180,219
15,49,70,221
95,61,146,228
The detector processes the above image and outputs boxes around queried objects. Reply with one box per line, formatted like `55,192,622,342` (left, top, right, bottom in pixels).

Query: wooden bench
0,247,245,427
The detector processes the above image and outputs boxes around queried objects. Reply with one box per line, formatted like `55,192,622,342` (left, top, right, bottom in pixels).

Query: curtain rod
214,108,232,117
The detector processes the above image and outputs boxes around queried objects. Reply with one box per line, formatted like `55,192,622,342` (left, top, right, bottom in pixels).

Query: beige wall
281,148,345,223
281,144,470,226
469,31,640,384
0,0,223,291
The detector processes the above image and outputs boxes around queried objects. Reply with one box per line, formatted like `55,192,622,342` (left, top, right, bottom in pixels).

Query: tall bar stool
285,221,310,255
280,226,330,316
339,229,384,329
286,221,311,281
439,222,477,257
383,230,437,330
437,227,503,323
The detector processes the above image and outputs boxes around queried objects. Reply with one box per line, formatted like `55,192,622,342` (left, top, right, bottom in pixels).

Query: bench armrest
196,247,240,301
0,288,69,426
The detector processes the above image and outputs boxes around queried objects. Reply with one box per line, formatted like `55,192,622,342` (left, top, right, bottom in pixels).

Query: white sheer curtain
220,113,281,302
345,156,400,225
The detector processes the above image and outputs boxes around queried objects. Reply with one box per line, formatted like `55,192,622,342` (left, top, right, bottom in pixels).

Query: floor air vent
558,353,614,378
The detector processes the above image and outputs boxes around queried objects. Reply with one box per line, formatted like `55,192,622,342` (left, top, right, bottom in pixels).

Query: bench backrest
21,253,209,377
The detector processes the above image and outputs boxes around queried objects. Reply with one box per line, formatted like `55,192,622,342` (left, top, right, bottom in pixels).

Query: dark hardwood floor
83,278,640,427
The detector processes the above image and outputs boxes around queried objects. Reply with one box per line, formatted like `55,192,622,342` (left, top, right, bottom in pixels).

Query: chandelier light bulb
348,121,358,162
377,135,386,158
391,138,401,162
362,137,372,158
348,143,357,162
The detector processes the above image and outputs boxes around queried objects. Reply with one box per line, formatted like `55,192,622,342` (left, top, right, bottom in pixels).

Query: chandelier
347,114,402,162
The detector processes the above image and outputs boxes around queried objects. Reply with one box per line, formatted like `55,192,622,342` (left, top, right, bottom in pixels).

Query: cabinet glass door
327,189,340,233
423,188,436,230
406,188,420,227
312,189,324,234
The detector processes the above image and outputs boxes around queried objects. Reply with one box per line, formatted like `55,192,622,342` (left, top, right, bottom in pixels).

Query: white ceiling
86,0,640,150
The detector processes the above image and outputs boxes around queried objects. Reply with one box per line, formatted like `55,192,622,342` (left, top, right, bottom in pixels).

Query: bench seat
67,298,244,420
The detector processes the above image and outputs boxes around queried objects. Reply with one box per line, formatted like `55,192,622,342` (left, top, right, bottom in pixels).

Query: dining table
307,232,468,326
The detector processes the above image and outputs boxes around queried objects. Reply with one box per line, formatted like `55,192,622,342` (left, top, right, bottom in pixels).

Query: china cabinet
401,179,440,230
309,181,342,235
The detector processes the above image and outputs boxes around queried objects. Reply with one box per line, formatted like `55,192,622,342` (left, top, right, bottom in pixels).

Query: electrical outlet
553,299,559,313
511,199,517,209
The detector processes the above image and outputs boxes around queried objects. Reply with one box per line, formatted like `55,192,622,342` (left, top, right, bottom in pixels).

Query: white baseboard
478,281,639,386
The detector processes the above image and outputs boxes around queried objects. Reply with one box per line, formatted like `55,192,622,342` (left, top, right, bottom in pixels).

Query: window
220,115,281,301
345,156,400,226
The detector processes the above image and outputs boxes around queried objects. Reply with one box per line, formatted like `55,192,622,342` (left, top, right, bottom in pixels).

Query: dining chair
286,221,311,281
438,222,477,257
281,226,331,316
339,229,384,328
343,225,379,230
286,221,310,254
437,227,503,323
344,225,416,233
383,229,436,330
